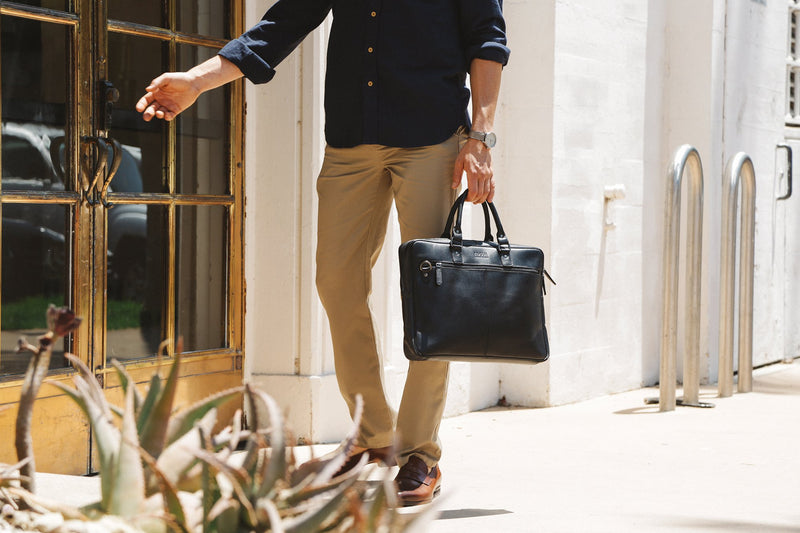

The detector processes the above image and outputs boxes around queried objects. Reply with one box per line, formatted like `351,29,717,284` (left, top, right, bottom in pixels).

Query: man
137,0,508,506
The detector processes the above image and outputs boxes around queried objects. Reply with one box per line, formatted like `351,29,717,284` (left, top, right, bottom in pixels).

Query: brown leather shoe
395,455,441,506
334,445,396,477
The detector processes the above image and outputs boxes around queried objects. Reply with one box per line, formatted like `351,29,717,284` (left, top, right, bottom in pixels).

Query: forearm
469,58,502,133
188,55,244,94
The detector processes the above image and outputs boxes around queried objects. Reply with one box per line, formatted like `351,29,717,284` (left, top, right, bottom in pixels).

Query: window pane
6,0,69,11
108,32,167,193
108,0,163,29
176,45,228,195
177,0,228,39
1,205,71,376
1,17,70,192
106,205,168,361
175,205,227,352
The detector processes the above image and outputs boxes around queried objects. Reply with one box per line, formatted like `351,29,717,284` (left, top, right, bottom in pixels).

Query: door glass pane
2,17,70,192
108,1,163,29
7,0,69,12
1,205,71,376
177,0,228,39
108,32,167,194
176,205,226,352
176,45,228,195
106,205,167,361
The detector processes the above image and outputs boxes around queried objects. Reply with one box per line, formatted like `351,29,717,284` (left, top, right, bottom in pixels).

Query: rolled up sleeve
219,0,332,84
459,0,510,66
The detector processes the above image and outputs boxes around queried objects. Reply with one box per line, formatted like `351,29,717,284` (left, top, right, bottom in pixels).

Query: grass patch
1,295,53,331
106,300,143,330
2,295,143,330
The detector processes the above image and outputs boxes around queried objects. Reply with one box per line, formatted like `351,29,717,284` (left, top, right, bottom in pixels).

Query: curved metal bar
659,145,704,411
718,153,756,396
776,143,792,201
99,138,122,208
80,136,108,206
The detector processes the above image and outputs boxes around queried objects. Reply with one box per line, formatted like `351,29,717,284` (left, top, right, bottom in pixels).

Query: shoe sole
400,483,441,507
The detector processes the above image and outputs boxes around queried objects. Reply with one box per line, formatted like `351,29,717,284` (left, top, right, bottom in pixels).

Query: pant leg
386,130,465,467
316,144,396,449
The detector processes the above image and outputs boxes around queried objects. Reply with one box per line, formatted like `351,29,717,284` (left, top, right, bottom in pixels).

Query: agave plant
1,307,436,532
191,386,435,533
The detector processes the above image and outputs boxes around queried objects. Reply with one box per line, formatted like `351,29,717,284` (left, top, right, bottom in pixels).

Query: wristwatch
468,130,497,149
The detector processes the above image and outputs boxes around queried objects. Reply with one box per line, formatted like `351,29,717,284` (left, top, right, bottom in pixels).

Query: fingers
456,140,494,204
465,162,492,204
452,158,464,190
136,74,176,122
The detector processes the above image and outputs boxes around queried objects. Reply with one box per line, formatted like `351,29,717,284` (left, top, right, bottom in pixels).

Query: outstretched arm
136,55,243,122
451,58,503,204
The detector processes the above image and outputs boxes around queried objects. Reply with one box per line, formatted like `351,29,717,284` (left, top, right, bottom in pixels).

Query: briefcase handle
441,189,512,266
441,191,494,242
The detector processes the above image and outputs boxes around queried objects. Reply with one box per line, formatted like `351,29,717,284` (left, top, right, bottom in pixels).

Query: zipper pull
435,262,443,286
542,269,556,295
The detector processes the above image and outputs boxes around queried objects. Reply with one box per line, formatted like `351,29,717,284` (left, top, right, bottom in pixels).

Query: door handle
777,143,792,201
98,138,122,208
79,135,122,207
80,136,108,206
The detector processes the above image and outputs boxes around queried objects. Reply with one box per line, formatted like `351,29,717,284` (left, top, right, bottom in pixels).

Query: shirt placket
363,1,381,144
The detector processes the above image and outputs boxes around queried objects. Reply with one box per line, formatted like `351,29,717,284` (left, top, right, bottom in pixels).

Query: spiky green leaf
136,373,162,436
110,359,143,412
164,385,243,447
249,387,287,499
138,445,188,529
51,372,121,511
154,408,217,493
139,354,182,458
109,383,145,518
281,477,356,533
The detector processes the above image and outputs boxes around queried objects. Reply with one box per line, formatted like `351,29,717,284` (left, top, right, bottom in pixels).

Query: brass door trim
108,20,228,49
0,371,76,398
0,3,78,25
96,350,241,379
105,193,234,206
0,192,82,203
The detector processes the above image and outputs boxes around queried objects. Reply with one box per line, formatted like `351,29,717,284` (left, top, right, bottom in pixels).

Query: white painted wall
242,0,795,443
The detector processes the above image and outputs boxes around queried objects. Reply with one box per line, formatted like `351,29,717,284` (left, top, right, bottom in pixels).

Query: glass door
0,0,244,475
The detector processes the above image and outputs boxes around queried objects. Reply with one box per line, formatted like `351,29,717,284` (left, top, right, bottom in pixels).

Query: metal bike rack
776,144,794,364
776,143,792,201
645,145,712,411
718,153,756,397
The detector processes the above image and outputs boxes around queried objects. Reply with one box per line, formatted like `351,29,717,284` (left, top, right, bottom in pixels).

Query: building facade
0,0,797,474
242,0,800,439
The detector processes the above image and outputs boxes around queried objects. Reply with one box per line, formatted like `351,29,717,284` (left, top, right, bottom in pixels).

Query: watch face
485,132,497,148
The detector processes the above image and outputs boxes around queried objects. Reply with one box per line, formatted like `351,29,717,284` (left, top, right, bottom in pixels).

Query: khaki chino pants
315,130,465,468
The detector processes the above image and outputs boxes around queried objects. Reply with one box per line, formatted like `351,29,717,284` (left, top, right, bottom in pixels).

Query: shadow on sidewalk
437,508,513,520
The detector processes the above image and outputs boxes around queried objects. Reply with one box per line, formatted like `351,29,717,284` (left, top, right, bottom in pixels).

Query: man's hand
135,55,243,122
452,138,495,204
136,72,201,122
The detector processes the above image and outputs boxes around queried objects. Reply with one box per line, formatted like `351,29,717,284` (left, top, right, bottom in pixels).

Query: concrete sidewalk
35,360,800,532
428,360,800,532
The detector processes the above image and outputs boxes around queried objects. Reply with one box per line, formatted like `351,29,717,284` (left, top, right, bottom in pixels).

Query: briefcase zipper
422,260,542,286
420,259,556,293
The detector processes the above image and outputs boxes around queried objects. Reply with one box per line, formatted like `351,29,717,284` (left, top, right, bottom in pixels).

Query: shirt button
370,11,377,17
368,47,374,53
367,81,374,87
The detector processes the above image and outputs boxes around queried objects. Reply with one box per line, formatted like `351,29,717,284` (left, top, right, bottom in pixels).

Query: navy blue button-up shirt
219,0,509,148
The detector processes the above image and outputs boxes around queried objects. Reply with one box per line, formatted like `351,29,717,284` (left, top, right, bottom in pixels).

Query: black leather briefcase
399,190,552,364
